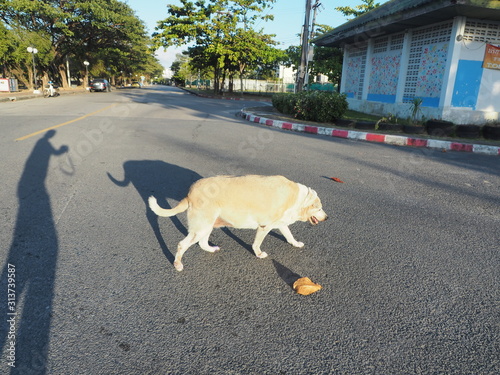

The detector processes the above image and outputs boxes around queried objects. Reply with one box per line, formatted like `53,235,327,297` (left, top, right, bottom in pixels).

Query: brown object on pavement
293,277,322,295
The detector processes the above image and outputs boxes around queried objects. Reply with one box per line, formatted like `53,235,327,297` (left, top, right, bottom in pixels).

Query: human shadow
0,130,68,374
107,161,202,265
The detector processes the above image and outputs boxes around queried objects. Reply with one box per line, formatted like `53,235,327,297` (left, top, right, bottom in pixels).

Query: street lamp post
83,61,90,90
27,46,39,93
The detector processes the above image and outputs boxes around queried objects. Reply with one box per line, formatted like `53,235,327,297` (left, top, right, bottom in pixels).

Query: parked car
131,81,141,88
90,78,111,92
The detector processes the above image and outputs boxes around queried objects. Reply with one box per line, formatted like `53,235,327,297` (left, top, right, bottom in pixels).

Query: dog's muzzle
309,215,328,225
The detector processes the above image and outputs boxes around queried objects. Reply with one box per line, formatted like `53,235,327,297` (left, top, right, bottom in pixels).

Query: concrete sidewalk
0,86,143,103
0,88,87,103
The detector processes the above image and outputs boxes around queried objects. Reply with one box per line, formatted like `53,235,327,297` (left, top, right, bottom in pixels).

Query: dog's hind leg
279,225,304,248
174,234,195,271
199,230,220,253
174,229,212,271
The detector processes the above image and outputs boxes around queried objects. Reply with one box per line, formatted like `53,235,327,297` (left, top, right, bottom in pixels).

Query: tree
67,0,152,87
170,54,190,86
336,0,380,19
283,25,343,89
0,0,163,89
310,25,342,87
0,23,53,88
153,0,280,94
218,27,285,92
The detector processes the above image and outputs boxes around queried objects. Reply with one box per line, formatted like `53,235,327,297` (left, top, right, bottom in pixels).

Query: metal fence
185,79,337,94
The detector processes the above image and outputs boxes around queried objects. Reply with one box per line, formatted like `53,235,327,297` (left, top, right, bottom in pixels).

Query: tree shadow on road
107,160,202,265
0,130,68,374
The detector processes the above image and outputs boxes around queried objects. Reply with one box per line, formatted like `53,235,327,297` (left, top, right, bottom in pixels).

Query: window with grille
373,37,389,54
345,43,367,100
403,21,453,103
373,33,404,54
463,20,500,44
390,33,405,51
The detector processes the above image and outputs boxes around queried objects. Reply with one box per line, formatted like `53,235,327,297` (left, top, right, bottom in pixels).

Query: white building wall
455,20,500,114
277,65,296,83
341,18,500,124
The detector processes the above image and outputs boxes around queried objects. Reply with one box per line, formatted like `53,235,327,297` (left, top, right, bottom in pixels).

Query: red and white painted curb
241,110,500,156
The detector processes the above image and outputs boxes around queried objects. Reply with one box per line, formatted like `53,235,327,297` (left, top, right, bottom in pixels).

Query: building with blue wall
314,0,500,124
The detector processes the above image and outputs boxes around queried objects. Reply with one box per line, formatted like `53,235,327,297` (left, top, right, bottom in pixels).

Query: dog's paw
174,261,184,272
292,241,304,248
203,245,220,253
256,251,268,259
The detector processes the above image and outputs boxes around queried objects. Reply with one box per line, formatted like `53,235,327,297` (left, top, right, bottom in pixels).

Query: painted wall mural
368,52,401,102
415,43,449,100
344,56,364,99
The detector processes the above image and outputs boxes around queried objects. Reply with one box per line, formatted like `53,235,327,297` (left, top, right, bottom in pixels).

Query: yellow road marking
15,103,118,141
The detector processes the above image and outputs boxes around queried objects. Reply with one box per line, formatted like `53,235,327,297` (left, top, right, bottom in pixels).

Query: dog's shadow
107,160,202,264
272,259,302,290
221,228,289,256
221,231,304,291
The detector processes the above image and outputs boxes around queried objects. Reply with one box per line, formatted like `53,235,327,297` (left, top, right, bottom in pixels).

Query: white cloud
155,47,185,73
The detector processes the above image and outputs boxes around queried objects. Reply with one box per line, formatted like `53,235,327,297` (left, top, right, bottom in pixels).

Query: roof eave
314,1,500,48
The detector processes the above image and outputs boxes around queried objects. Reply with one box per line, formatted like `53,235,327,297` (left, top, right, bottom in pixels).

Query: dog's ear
299,188,318,220
303,188,318,207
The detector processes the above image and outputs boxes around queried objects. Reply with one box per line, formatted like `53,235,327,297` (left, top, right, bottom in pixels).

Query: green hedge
272,91,348,123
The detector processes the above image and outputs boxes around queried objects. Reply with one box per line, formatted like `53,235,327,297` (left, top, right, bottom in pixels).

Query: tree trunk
58,64,69,89
83,70,90,90
213,63,220,95
239,62,246,96
10,66,30,89
41,72,49,90
27,64,34,90
220,69,226,94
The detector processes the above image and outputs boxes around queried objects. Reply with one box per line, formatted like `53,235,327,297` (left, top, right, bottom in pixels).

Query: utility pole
305,1,321,88
296,0,312,92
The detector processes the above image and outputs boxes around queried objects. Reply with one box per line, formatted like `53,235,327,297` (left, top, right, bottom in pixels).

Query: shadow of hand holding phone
1,130,68,374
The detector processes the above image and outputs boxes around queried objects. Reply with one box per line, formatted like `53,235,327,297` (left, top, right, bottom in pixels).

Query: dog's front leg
252,226,271,259
279,225,304,248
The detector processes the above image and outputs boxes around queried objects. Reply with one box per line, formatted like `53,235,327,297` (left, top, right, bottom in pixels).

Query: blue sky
124,0,389,73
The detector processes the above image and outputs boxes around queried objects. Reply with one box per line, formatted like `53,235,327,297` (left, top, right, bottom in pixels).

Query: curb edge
241,110,500,156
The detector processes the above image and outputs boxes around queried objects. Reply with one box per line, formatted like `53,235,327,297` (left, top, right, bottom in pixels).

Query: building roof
314,0,500,47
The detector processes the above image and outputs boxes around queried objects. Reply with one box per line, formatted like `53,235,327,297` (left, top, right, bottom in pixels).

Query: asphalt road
0,86,498,374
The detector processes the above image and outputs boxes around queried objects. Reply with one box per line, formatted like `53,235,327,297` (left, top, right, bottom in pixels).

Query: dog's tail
148,196,189,217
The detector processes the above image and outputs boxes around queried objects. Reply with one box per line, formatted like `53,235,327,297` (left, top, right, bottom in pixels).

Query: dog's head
300,188,328,225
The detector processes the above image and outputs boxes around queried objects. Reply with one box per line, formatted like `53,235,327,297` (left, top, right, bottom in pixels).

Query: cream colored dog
149,175,328,271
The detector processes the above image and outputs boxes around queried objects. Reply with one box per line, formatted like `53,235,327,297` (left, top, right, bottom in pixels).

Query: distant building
277,65,296,84
277,65,330,86
314,0,500,124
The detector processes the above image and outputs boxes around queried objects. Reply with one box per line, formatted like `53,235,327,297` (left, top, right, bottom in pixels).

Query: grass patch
342,110,381,122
